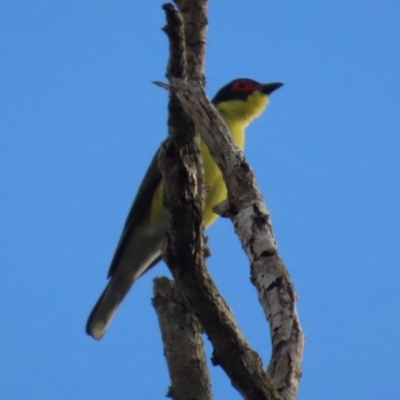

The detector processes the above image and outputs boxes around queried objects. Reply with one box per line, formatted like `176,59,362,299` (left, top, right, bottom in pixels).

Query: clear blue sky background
1,1,399,399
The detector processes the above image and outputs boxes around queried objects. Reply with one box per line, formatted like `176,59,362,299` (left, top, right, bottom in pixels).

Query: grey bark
157,3,212,400
156,78,304,400
152,277,212,400
155,2,304,400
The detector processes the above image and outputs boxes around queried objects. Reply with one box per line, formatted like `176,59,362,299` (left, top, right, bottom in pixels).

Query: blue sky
1,1,399,399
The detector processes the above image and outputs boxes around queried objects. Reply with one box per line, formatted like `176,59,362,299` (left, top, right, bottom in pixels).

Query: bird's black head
212,78,283,105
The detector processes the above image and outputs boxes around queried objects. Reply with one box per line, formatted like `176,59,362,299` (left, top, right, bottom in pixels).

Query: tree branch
158,2,301,399
157,82,281,398
156,78,304,400
152,277,212,400
159,2,281,399
158,4,212,400
172,0,208,83
162,3,188,80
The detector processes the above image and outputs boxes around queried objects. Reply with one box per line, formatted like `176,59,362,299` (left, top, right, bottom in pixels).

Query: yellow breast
200,120,245,227
202,91,268,226
150,90,268,228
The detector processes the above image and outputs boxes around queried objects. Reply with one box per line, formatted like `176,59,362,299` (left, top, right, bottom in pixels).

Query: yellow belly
149,120,246,228
201,121,245,226
149,90,267,228
200,140,227,226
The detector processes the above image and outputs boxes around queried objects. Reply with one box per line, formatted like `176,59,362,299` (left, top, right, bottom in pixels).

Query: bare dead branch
162,3,188,80
158,2,299,399
159,214,282,400
158,4,281,396
158,77,282,399
152,277,212,400
157,78,304,400
158,4,211,399
173,0,208,83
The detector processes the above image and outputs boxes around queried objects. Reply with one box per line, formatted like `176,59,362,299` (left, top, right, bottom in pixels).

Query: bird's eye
231,80,256,92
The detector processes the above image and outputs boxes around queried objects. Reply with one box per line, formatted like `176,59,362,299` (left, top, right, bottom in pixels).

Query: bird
86,78,283,339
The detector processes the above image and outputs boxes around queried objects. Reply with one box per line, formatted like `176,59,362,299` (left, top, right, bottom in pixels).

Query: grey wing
107,148,162,278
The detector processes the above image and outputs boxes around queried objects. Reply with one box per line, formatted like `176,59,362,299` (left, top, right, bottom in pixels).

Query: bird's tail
85,274,134,340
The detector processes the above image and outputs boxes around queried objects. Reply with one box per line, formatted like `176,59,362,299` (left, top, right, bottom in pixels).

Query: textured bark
162,3,188,81
159,3,282,400
152,277,212,400
158,82,281,399
156,79,304,400
159,233,283,400
158,2,302,399
173,0,208,84
159,4,211,400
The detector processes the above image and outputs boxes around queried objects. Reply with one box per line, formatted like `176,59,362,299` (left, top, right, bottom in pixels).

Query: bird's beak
259,82,284,95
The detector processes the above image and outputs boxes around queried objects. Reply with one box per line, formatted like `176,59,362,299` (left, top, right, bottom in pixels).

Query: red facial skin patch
231,79,257,93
